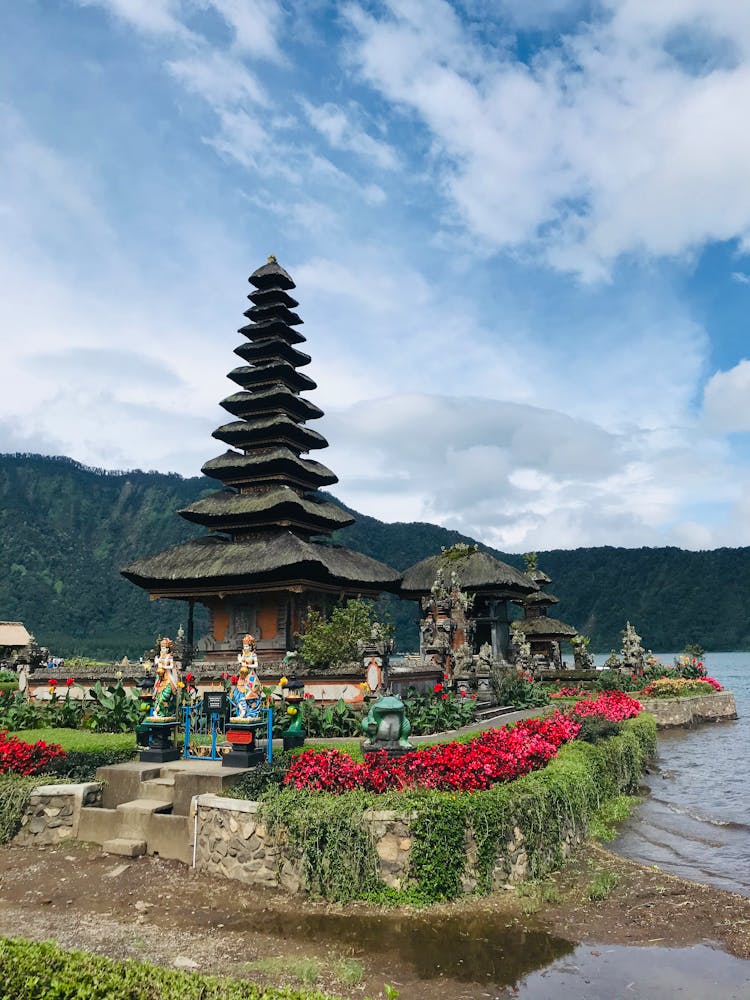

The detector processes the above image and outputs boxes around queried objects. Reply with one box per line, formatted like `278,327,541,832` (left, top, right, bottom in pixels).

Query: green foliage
261,788,382,902
7,728,136,752
588,794,640,841
0,682,18,695
0,937,345,1000
400,688,475,734
493,670,551,708
574,717,623,743
0,776,42,843
297,600,388,668
682,642,705,658
226,753,294,800
304,698,363,738
408,793,468,901
86,678,143,732
587,870,621,901
257,714,656,904
0,671,17,683
595,669,639,692
0,692,44,730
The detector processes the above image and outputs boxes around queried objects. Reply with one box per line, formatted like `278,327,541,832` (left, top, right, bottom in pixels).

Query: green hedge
0,938,344,1000
260,714,657,903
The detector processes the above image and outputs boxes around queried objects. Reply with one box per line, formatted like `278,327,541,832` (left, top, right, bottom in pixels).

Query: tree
297,599,390,668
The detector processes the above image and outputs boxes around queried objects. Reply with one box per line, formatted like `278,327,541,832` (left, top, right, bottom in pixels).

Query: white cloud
302,100,399,170
204,0,284,62
77,0,192,39
703,359,750,432
167,50,267,107
345,0,750,278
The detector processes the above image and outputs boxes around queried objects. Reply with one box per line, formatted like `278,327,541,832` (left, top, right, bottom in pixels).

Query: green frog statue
360,693,414,757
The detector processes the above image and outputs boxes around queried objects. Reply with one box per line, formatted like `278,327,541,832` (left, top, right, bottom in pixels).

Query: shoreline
0,838,748,999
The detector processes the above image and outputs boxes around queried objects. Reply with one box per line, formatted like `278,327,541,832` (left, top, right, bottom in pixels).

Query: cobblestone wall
194,794,585,896
640,691,737,728
14,782,102,846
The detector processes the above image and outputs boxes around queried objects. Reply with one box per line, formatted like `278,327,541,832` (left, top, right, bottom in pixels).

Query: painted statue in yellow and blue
230,634,262,720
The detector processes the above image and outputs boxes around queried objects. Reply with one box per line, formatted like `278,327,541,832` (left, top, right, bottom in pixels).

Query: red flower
460,690,466,698
230,676,239,685
65,678,74,687
48,678,57,687
433,683,443,694
443,673,450,681
441,693,448,701
470,693,477,700
185,673,195,683
221,672,229,680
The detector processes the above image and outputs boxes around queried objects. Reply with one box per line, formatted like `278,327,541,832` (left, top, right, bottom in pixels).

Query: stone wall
194,794,585,897
640,691,737,728
14,782,101,846
194,795,301,892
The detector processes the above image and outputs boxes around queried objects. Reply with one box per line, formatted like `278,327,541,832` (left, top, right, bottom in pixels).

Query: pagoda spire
179,259,352,538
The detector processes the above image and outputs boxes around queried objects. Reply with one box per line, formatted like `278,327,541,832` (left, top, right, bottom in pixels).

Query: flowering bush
283,712,581,794
570,690,643,722
0,731,65,776
549,685,588,699
642,677,721,698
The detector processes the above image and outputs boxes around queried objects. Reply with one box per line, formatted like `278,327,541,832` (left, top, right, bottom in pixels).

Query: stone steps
141,776,175,803
102,837,146,857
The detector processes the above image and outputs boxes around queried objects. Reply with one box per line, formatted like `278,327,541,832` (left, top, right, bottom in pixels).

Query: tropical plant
87,678,143,732
0,691,44,730
402,684,475,735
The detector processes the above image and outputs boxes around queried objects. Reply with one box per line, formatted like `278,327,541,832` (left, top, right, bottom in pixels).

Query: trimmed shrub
259,714,657,903
0,938,343,1000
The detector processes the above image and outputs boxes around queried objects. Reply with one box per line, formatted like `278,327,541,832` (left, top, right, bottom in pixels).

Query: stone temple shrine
122,258,401,664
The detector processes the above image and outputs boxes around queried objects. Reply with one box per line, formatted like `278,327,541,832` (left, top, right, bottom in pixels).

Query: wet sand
0,841,749,998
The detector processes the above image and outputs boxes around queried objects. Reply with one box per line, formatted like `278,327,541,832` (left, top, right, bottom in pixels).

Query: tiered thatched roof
122,258,400,596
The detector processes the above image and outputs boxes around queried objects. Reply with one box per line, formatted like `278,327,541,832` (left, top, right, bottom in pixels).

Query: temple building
400,548,538,662
512,565,577,669
122,258,401,665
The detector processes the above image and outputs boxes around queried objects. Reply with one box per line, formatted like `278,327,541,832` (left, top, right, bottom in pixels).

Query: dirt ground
0,840,748,999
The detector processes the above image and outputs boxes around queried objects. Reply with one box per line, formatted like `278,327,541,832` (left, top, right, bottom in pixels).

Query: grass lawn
7,729,136,752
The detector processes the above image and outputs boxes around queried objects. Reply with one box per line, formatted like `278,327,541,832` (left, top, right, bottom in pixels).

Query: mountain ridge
1,452,745,657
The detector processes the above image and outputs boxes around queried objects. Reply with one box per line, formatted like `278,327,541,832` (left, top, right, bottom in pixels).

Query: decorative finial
268,254,277,263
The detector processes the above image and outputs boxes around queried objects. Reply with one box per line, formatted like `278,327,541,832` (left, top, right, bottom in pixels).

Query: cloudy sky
2,0,750,552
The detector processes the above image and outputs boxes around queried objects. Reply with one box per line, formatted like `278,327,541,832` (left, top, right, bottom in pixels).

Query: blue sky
2,0,750,552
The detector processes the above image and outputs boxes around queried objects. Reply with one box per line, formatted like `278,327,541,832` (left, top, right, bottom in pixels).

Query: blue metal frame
181,704,273,762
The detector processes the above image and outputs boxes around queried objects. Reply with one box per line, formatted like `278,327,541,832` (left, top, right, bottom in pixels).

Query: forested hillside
1,453,748,658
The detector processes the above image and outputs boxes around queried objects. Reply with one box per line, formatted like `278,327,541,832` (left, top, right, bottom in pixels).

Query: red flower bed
704,676,723,691
284,712,583,794
0,731,66,776
549,686,588,699
570,690,643,721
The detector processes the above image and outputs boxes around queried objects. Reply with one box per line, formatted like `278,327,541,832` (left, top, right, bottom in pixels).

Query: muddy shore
0,840,748,998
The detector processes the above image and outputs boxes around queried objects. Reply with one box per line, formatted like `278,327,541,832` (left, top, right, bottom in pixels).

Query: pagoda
122,258,401,664
512,565,577,669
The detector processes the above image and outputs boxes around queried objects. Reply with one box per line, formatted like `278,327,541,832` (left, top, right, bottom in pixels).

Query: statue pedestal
361,740,414,761
223,719,264,768
139,719,179,763
283,730,306,751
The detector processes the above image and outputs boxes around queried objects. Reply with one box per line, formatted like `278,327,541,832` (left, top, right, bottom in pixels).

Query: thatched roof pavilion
123,258,400,663
401,549,537,661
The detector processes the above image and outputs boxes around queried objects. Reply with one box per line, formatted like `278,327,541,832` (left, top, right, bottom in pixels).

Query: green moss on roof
122,532,401,590
400,550,537,596
179,487,354,528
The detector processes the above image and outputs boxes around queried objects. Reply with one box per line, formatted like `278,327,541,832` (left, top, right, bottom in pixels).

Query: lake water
608,651,750,896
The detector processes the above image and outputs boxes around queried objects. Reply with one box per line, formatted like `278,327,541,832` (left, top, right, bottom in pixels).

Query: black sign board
203,691,229,717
